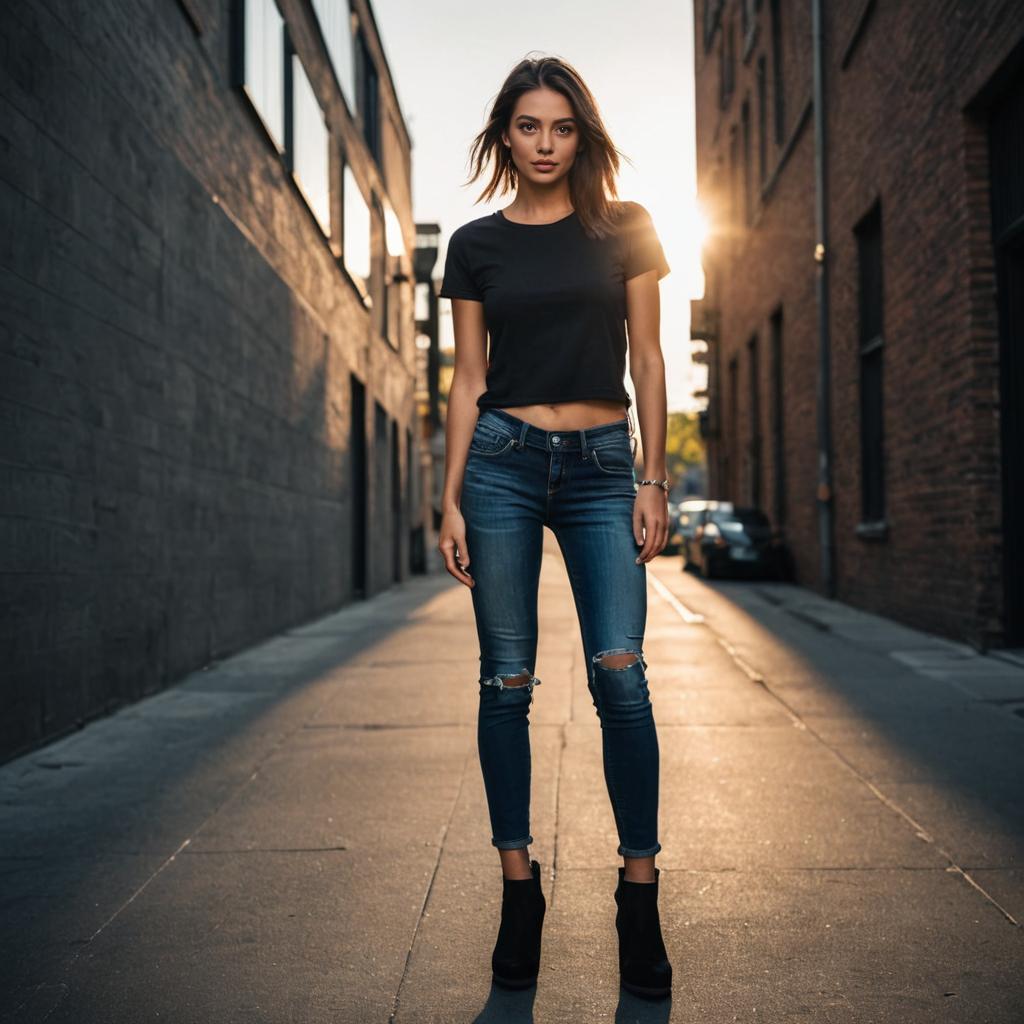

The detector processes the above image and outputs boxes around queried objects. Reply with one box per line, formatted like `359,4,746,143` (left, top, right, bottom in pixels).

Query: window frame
232,0,388,312
355,28,381,162
234,0,286,153
286,47,331,237
703,0,724,52
854,200,887,530
310,0,356,116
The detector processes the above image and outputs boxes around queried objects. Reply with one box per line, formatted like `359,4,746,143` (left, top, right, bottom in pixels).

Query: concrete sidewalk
1,533,1022,1022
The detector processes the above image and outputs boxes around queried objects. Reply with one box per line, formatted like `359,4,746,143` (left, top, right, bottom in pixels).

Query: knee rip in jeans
592,647,648,672
589,648,652,722
480,668,543,701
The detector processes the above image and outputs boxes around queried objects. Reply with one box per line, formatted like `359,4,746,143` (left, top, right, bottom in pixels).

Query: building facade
691,0,1024,651
0,0,423,761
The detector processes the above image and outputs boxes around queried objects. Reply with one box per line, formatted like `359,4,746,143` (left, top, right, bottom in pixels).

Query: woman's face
502,87,581,186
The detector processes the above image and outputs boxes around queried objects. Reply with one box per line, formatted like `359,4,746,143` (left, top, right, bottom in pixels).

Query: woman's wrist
637,478,670,493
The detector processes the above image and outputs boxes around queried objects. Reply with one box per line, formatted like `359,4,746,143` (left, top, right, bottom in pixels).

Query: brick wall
692,0,1024,647
0,0,418,760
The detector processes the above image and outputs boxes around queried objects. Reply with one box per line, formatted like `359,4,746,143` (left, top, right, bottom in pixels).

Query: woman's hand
632,485,669,564
439,506,475,588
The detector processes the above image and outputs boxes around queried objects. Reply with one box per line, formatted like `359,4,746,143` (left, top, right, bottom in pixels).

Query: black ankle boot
491,858,546,989
614,866,672,999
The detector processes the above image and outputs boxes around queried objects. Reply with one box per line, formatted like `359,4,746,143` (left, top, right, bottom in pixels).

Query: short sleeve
438,227,484,301
622,202,671,282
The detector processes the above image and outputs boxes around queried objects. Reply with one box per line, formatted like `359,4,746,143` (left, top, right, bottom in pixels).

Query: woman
437,55,673,1001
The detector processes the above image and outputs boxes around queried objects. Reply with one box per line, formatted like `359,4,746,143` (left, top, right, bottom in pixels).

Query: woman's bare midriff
495,399,629,432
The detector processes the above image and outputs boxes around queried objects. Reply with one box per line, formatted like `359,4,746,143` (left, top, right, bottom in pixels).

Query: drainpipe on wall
812,0,837,598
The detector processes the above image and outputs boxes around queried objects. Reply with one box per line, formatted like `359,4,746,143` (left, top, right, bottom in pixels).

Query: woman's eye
517,124,573,135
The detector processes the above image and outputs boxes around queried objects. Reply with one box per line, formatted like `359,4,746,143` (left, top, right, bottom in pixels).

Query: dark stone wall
0,0,418,761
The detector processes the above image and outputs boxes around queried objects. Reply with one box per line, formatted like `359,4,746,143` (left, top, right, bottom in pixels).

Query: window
719,15,736,109
240,0,284,150
741,0,760,58
383,203,405,259
703,0,724,51
757,55,768,183
855,202,885,525
311,0,355,112
770,307,786,528
729,124,739,232
741,96,752,223
289,54,330,234
235,1,332,244
747,333,761,507
728,355,739,500
380,199,405,347
718,30,727,107
355,29,380,161
343,163,372,294
372,194,389,340
769,0,785,145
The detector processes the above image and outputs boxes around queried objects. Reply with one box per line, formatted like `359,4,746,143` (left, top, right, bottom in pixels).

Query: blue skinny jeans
459,407,662,858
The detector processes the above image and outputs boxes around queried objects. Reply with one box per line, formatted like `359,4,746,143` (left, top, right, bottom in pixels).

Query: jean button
552,434,560,445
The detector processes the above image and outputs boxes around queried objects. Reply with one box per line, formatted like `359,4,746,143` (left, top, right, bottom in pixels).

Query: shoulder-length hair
462,55,633,239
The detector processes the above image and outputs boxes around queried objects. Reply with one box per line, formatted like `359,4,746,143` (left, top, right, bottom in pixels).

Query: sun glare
686,200,710,255
651,195,709,301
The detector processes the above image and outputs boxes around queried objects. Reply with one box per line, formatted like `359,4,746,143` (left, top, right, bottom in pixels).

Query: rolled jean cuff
492,835,533,850
617,841,662,857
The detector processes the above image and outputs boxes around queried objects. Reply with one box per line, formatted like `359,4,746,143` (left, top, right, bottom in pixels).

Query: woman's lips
532,162,556,171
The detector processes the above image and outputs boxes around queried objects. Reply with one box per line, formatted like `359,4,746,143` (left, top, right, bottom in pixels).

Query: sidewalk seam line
647,565,1022,930
387,738,476,1024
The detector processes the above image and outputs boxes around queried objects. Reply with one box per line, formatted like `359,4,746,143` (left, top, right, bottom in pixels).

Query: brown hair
462,55,633,239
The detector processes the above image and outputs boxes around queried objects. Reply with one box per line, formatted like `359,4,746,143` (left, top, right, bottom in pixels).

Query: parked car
674,499,710,563
663,499,685,555
683,501,785,580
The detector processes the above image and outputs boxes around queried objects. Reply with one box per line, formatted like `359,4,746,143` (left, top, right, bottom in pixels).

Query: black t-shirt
438,201,670,410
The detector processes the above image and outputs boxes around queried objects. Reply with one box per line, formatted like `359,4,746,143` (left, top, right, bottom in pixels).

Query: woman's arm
625,269,670,564
438,297,489,587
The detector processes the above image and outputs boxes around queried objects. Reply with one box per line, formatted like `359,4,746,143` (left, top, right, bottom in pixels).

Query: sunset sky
372,0,705,413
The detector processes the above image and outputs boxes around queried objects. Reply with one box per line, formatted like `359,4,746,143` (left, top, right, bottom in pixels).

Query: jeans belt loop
516,420,529,449
578,427,589,460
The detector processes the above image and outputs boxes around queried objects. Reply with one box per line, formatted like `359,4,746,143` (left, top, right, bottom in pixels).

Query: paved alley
2,532,1022,1022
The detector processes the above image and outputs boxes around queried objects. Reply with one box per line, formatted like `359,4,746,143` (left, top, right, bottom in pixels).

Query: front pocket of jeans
589,443,634,475
469,431,516,456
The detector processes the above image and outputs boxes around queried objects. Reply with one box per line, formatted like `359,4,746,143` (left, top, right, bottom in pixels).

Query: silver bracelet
637,479,670,493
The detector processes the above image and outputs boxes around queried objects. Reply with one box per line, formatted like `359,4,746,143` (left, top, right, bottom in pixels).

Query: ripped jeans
460,407,662,858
